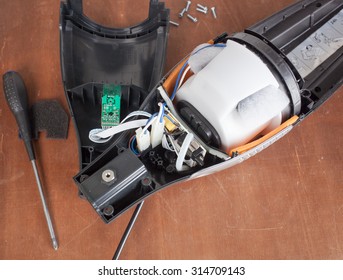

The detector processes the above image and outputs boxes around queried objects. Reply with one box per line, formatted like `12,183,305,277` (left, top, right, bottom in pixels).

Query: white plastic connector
151,117,165,148
135,127,151,152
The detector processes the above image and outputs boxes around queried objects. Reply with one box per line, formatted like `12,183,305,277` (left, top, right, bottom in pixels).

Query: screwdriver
2,71,59,250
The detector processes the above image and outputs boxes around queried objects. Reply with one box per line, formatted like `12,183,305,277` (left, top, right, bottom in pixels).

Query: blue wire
130,135,139,155
146,113,158,124
160,104,165,123
170,61,188,101
131,106,166,155
193,43,226,55
131,41,225,155
141,112,158,136
170,43,227,101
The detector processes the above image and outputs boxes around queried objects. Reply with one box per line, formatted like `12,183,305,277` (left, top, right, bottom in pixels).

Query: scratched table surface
0,0,342,260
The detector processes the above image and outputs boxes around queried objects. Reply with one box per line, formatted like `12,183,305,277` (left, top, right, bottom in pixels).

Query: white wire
120,111,152,124
141,115,158,135
162,134,174,151
89,111,152,144
90,119,148,142
176,133,194,172
156,102,164,123
177,65,191,90
167,134,178,153
89,128,112,144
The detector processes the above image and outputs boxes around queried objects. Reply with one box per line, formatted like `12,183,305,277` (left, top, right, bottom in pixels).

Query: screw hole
78,191,86,200
302,90,312,98
316,3,322,8
103,205,114,216
79,174,89,183
314,87,321,93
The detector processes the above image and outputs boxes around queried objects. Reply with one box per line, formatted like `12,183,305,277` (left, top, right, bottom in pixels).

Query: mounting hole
88,147,94,153
78,191,86,200
166,165,176,174
103,205,114,216
302,90,312,98
118,147,125,154
79,174,89,183
316,3,322,8
141,177,152,187
314,87,322,93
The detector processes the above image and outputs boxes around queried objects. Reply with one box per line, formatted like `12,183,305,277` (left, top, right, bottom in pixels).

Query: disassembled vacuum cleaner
60,0,343,226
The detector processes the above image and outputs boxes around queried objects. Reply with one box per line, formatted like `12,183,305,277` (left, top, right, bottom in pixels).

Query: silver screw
185,1,192,12
102,169,116,183
197,4,207,10
196,7,207,14
179,8,186,18
169,20,179,27
187,14,198,22
211,7,217,19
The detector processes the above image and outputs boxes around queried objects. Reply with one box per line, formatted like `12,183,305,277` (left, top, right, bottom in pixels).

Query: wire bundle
89,43,227,170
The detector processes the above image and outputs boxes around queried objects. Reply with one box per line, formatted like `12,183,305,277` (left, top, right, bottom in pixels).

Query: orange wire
228,115,299,156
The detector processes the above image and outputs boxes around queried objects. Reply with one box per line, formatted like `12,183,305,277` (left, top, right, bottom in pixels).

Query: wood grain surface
0,0,342,260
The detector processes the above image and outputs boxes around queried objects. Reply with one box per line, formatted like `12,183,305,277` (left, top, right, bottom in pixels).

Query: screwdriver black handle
3,71,35,160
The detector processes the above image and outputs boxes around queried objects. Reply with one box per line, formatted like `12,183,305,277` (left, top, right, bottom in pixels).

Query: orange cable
228,115,299,156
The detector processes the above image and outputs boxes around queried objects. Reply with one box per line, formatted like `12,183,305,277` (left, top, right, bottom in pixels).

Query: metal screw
197,4,207,10
196,7,207,14
211,7,217,19
185,1,191,12
169,20,179,27
187,14,198,22
179,8,186,18
102,169,116,183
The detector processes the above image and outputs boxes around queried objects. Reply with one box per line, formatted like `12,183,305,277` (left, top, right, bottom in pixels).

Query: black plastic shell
60,0,170,168
247,0,343,114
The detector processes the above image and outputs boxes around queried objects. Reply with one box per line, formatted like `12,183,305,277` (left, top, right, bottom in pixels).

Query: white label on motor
287,9,343,78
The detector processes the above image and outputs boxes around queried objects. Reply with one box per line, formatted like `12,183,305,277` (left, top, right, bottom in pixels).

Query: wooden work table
0,0,342,259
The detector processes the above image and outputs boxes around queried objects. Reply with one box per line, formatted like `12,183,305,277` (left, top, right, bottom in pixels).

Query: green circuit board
101,84,121,128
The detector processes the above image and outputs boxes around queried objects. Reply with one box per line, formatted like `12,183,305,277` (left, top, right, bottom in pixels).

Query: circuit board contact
101,84,121,127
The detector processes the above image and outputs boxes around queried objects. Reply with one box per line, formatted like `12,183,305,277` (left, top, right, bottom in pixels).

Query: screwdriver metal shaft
31,160,58,250
112,201,144,260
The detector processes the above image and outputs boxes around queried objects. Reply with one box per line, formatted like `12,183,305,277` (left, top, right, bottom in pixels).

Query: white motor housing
176,40,291,152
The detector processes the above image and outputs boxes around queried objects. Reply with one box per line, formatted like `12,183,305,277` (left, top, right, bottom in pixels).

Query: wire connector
136,127,151,153
151,118,165,148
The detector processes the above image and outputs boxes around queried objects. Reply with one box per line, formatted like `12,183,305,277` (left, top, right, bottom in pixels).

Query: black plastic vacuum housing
61,0,343,223
60,0,170,169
